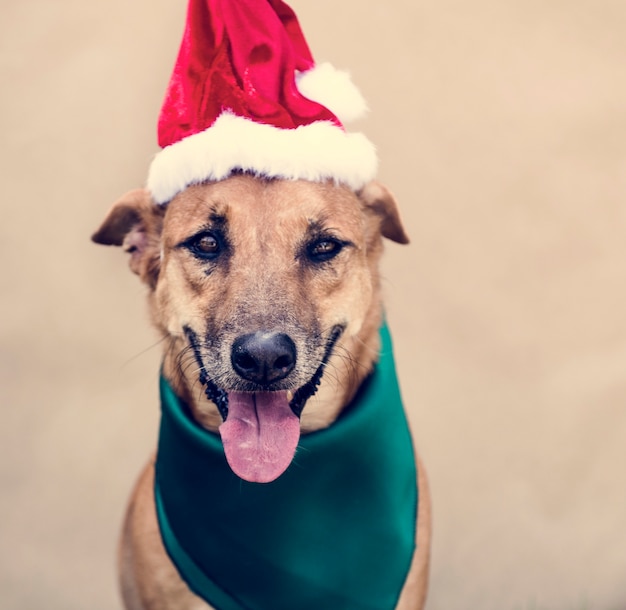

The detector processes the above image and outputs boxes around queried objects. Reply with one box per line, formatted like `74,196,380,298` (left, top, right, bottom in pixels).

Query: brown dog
93,175,431,610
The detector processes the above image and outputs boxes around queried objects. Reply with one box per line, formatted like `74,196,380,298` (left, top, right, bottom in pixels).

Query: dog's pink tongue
219,391,300,483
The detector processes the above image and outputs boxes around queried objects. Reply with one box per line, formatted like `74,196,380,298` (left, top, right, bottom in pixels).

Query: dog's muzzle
183,325,343,483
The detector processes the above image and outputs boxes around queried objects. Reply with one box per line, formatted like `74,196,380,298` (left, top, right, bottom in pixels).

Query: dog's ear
358,181,410,245
92,188,164,287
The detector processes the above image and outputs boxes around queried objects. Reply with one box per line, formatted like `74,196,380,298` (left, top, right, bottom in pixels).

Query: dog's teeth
286,390,294,402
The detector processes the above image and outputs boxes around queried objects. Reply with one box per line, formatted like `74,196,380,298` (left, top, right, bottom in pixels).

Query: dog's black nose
231,332,297,385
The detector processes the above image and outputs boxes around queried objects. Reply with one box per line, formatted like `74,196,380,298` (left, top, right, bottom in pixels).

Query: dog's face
94,175,407,482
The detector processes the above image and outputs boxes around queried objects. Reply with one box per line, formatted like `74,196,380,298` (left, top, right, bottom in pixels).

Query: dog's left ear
358,181,410,245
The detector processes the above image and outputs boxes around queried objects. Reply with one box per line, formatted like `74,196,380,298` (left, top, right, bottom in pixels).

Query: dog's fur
93,175,431,609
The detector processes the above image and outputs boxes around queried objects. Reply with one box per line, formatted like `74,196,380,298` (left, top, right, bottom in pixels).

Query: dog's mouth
184,326,343,483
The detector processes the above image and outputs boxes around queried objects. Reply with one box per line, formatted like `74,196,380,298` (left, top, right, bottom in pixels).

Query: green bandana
155,323,417,610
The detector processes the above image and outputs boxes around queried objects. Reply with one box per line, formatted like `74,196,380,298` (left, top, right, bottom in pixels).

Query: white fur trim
147,112,377,205
296,63,368,124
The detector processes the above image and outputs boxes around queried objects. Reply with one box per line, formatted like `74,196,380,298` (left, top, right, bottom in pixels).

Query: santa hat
146,0,378,205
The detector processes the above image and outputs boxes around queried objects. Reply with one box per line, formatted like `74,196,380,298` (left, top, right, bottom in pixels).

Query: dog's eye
185,232,222,259
306,238,345,263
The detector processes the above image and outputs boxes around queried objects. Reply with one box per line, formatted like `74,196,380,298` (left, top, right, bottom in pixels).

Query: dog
93,174,431,609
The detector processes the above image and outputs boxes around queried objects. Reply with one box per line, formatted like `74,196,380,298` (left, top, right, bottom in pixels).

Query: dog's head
93,175,407,482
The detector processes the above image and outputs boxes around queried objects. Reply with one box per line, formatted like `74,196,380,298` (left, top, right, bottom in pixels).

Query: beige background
2,0,626,608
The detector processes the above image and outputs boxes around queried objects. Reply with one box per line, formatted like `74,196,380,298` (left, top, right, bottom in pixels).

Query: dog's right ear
92,189,164,288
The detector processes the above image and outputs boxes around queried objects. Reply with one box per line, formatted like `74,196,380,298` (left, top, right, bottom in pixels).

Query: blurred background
1,0,626,608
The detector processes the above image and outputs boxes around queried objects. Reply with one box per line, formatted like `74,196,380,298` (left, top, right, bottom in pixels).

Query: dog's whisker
119,335,171,369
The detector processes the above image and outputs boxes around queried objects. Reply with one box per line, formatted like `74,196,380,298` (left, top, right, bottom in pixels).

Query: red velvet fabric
158,0,341,148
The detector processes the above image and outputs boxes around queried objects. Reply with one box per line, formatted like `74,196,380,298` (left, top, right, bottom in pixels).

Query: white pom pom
296,63,369,124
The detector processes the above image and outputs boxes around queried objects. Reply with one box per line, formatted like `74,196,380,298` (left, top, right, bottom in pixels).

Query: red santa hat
146,0,378,205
